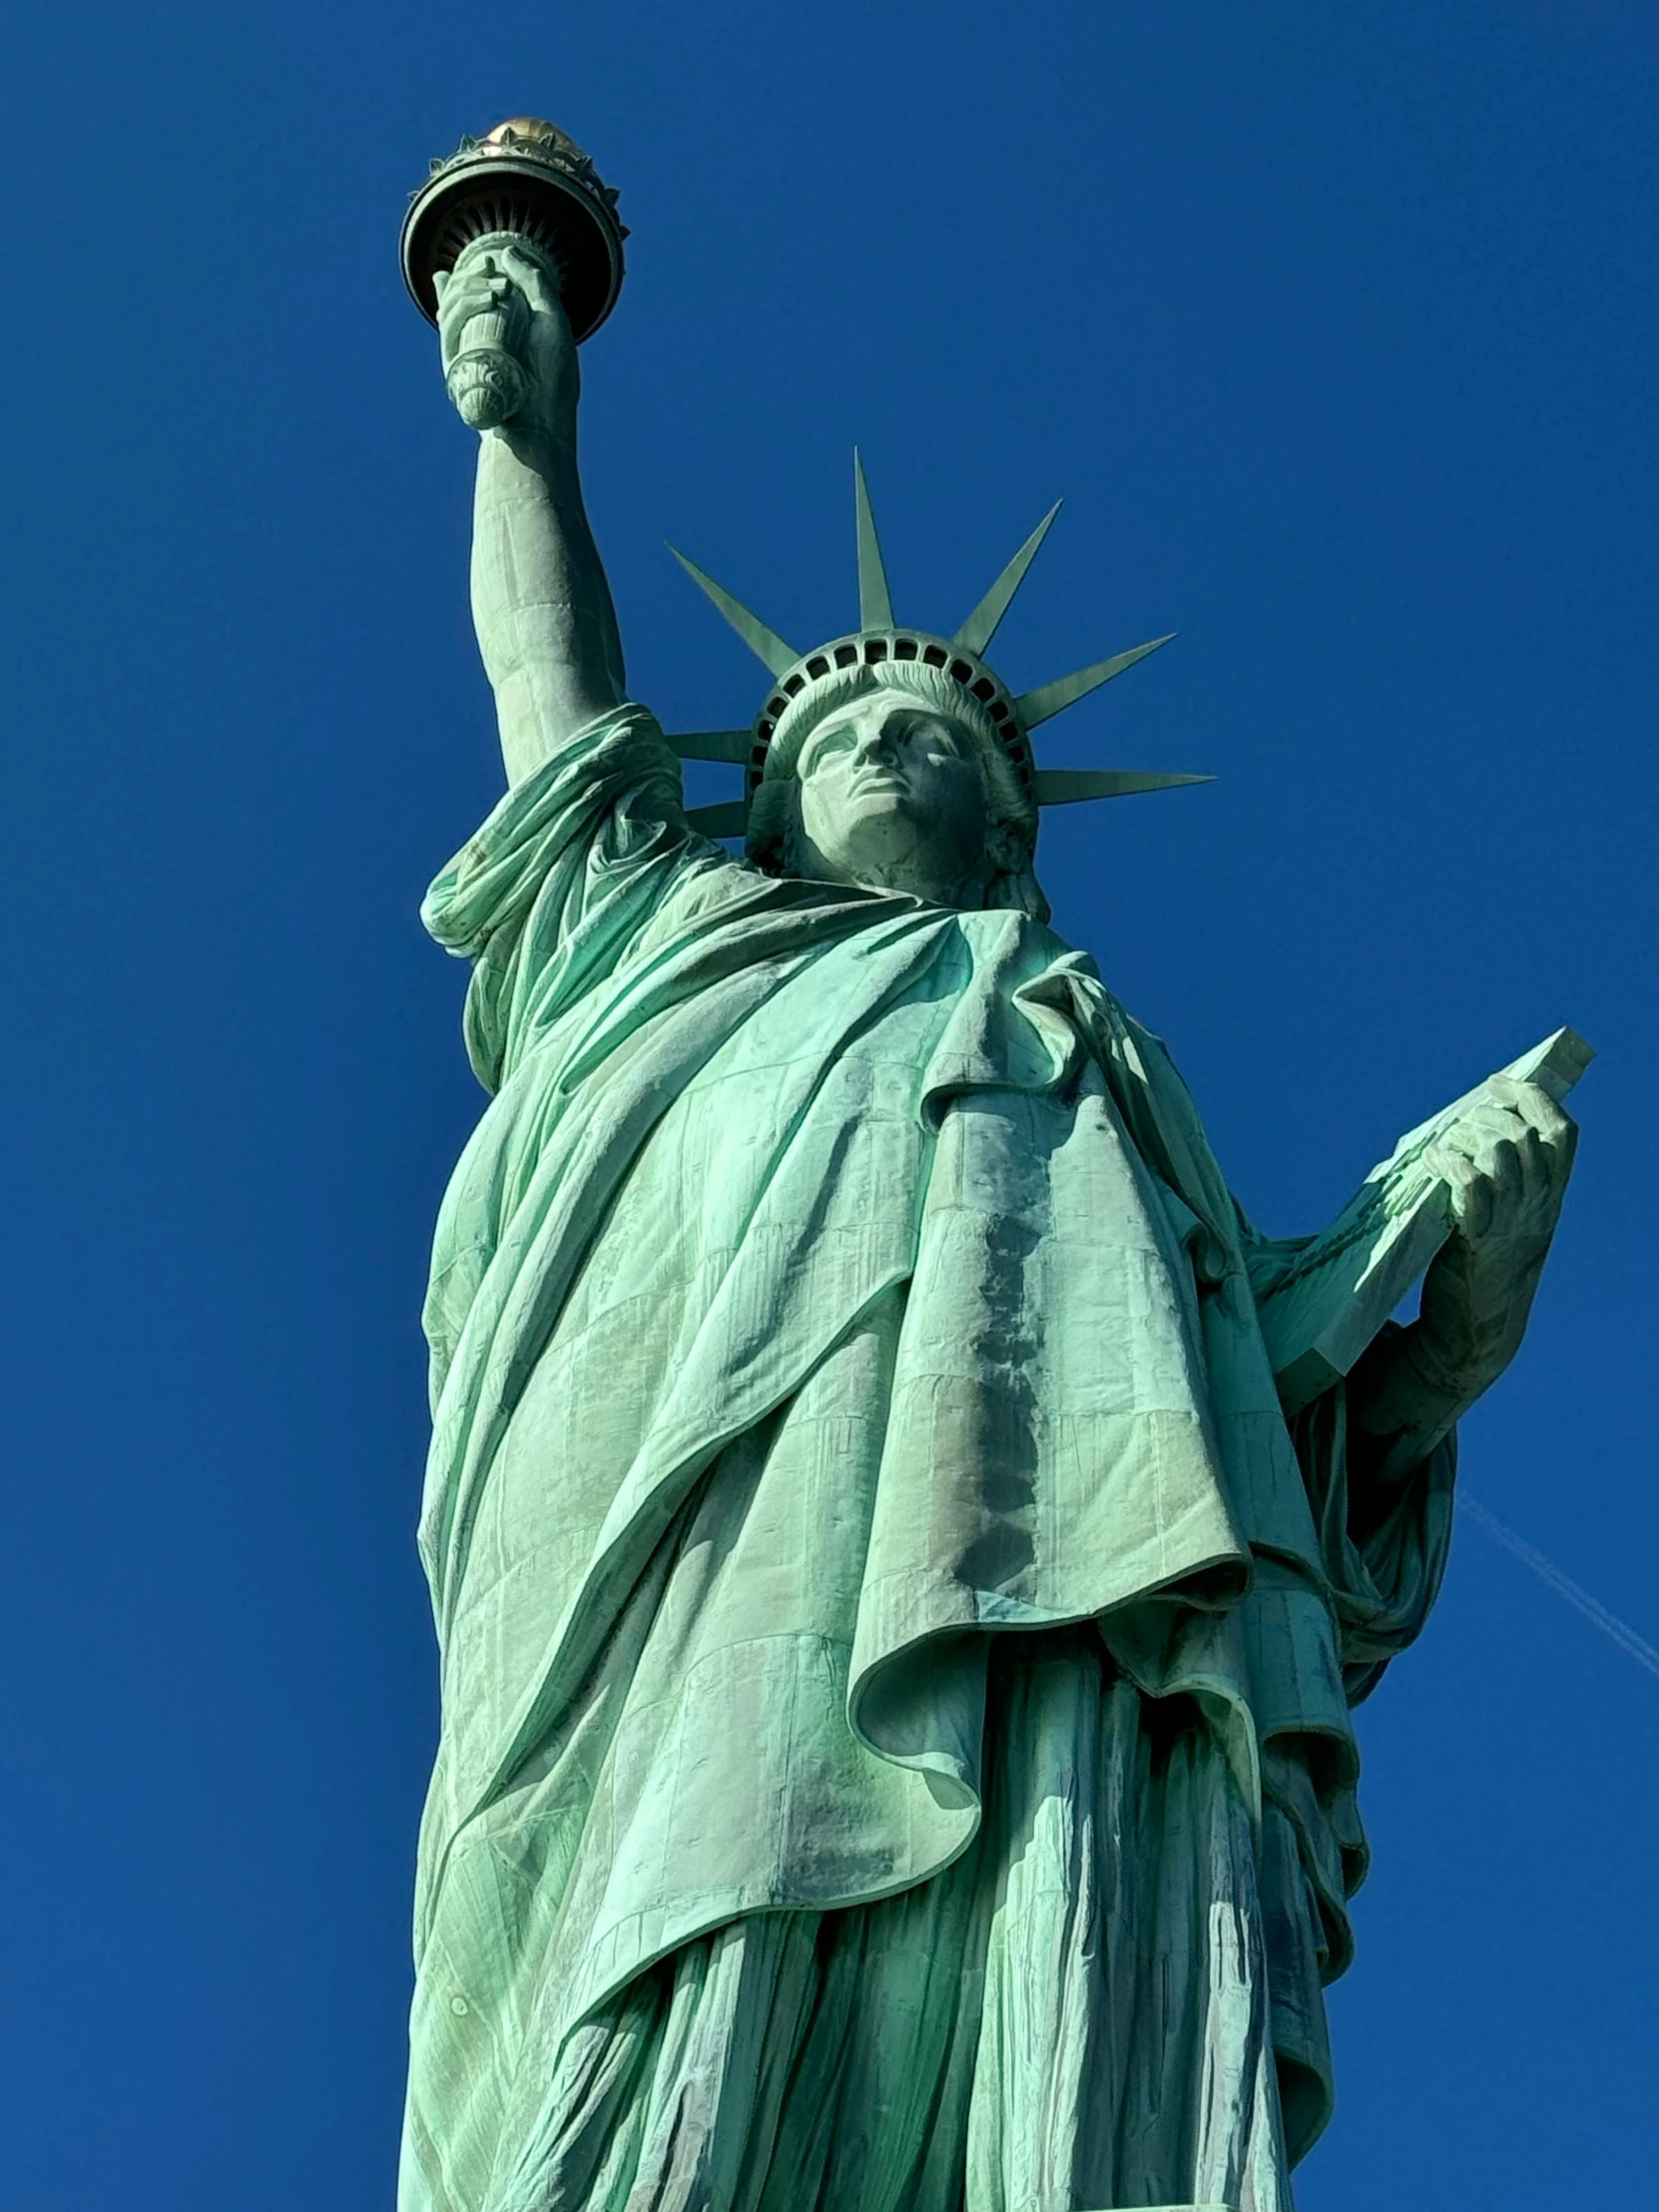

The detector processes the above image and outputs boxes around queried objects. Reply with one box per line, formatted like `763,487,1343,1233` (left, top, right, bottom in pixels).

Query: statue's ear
983,815,1027,881
747,773,798,877
980,810,1048,920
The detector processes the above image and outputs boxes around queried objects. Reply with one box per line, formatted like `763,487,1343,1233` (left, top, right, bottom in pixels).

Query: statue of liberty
397,124,1580,2212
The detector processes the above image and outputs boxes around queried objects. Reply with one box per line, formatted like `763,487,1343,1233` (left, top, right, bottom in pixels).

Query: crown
663,454,1209,839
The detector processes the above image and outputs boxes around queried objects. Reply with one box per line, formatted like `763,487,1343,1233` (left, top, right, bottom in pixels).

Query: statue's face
791,688,993,903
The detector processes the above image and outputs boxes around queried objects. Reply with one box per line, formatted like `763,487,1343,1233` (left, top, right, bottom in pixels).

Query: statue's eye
804,725,855,772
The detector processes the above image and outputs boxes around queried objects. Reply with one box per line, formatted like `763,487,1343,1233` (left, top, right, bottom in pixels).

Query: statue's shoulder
954,902,1081,961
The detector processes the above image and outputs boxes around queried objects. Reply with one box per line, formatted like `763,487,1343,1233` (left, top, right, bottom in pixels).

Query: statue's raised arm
434,240,624,783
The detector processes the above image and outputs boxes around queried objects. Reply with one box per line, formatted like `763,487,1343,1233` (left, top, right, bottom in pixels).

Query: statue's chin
802,861,985,910
793,807,991,905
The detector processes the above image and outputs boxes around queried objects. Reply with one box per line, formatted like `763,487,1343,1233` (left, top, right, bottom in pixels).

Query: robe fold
399,705,1454,2212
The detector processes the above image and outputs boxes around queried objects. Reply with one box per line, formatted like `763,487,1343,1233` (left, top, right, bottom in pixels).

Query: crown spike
1015,633,1175,729
853,450,893,630
665,729,756,764
952,502,1061,656
668,546,799,678
1034,768,1212,807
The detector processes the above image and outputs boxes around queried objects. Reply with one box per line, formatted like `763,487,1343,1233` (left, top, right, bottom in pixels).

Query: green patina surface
395,173,1580,2212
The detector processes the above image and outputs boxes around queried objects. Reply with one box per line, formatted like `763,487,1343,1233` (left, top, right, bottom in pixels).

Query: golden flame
484,119,560,148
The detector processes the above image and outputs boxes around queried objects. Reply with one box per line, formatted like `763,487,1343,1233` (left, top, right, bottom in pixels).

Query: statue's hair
744,661,1049,920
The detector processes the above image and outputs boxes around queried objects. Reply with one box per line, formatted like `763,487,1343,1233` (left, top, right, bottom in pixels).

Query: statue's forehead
811,682,963,730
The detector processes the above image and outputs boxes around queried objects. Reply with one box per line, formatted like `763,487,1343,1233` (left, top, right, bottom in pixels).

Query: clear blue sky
2,4,1653,2204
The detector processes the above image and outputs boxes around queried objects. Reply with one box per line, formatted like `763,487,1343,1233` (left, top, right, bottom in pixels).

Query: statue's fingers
1488,1074,1577,1148
1513,1124,1548,1203
1479,1193,1503,1240
437,295,500,348
1455,1164,1495,1240
1431,1124,1484,1173
1454,1104,1557,1195
1428,1142,1492,1236
1488,1135,1523,1207
439,272,508,316
451,243,505,278
494,241,560,310
1424,1139,1458,1190
1502,1091,1578,1194
1456,1099,1531,1148
437,277,512,361
1523,1088,1577,1158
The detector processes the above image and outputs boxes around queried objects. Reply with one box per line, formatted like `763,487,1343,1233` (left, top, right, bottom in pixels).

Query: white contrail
1460,1492,1659,1684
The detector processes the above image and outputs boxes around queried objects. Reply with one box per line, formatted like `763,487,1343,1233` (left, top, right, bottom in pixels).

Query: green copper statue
396,121,1582,2212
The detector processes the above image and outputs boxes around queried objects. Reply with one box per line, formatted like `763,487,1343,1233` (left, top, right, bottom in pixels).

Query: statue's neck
788,859,990,909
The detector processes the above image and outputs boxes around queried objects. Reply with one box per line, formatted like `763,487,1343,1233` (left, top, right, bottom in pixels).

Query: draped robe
398,706,1455,2212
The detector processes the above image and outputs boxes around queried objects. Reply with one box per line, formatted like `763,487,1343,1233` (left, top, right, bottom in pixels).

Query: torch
401,118,627,429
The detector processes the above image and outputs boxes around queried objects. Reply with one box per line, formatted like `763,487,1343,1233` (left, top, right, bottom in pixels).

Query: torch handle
441,236,560,431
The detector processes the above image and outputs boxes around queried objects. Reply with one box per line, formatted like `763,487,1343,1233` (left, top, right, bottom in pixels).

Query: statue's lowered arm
1251,1029,1587,1481
1346,1064,1579,1478
435,242,626,784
